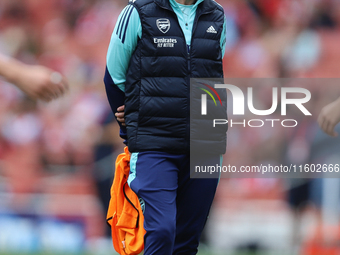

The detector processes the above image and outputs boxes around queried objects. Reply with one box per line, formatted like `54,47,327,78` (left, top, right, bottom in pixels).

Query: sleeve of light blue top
106,4,142,92
221,15,227,58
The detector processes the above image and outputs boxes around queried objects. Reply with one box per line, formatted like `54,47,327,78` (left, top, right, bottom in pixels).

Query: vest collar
155,0,217,14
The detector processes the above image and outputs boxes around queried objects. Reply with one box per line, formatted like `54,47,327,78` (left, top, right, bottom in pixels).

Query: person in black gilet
104,0,227,253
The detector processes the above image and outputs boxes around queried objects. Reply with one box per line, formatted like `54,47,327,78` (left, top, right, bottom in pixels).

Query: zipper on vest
155,2,217,151
187,45,191,74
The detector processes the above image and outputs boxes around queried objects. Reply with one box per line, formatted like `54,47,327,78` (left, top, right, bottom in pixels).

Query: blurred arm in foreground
318,97,340,137
0,54,68,102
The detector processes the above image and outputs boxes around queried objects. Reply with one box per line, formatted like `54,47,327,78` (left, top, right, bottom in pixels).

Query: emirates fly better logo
200,83,312,128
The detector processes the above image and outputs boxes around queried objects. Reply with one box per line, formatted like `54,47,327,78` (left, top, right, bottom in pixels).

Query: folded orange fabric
107,146,145,255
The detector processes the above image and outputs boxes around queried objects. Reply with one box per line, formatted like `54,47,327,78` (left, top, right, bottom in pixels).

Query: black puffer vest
125,0,226,154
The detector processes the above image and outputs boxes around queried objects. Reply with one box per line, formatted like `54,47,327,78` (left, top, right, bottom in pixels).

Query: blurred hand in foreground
0,54,68,102
318,98,340,137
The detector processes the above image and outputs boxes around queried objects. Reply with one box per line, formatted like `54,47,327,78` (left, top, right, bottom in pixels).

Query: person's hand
14,64,68,102
115,105,126,126
318,98,340,137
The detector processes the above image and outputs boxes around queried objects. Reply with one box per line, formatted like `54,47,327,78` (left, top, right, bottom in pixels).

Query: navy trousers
128,151,219,255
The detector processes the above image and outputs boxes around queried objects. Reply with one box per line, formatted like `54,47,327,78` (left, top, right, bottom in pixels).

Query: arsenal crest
156,19,170,34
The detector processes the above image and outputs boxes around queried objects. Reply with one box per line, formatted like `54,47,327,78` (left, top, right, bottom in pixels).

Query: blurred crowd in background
0,0,340,254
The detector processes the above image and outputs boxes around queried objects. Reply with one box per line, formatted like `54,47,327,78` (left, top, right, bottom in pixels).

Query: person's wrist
6,60,25,87
335,97,340,106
